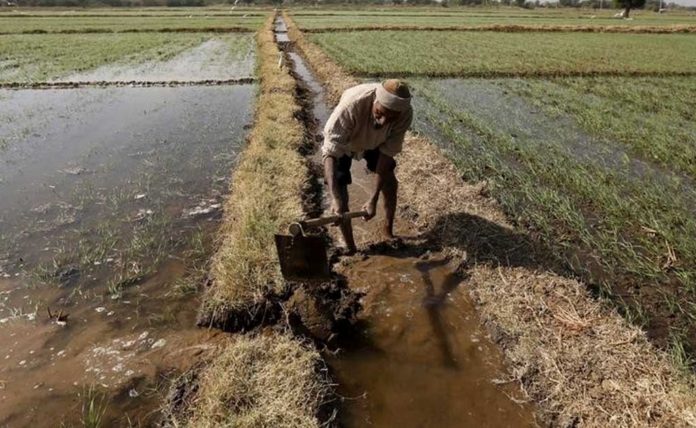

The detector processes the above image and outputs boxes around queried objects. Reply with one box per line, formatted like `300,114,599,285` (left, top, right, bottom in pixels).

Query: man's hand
331,197,346,225
362,197,377,221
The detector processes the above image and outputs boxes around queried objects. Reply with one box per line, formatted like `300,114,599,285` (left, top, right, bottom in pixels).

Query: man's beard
373,120,384,130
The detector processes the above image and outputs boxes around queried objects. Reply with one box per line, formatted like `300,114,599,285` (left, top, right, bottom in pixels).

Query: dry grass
198,15,308,327
284,16,696,426
303,24,696,34
166,332,333,428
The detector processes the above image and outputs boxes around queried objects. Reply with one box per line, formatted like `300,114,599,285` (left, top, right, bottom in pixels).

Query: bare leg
381,172,398,239
336,185,357,253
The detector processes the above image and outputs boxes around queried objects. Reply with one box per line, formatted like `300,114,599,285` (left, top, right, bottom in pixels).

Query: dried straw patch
198,15,308,327
302,24,696,34
284,19,696,426
167,333,332,428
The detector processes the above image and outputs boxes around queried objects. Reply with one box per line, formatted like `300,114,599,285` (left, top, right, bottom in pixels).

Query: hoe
275,210,367,281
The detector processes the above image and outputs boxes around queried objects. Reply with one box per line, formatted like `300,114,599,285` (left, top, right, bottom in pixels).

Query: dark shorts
335,148,396,186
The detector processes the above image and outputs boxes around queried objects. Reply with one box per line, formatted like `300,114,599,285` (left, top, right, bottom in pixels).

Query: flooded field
412,77,696,351
280,18,537,426
61,37,255,83
0,33,255,84
0,84,255,426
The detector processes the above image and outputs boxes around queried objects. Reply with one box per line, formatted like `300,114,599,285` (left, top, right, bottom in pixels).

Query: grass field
309,31,696,77
0,32,254,82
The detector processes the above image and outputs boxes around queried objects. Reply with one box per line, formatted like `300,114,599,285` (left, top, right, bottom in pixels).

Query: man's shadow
342,211,569,368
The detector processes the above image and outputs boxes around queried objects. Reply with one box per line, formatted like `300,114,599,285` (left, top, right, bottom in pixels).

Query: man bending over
322,79,413,253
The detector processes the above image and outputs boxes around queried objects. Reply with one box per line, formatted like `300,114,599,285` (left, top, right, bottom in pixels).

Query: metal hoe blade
274,234,330,281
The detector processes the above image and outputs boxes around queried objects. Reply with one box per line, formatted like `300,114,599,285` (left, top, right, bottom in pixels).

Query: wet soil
0,84,255,426
278,17,537,427
60,36,255,83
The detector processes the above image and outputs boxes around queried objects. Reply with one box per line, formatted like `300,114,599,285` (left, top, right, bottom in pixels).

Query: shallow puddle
0,84,254,426
332,255,535,427
278,18,536,427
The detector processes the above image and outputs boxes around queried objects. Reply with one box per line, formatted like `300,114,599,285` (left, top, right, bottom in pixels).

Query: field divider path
302,23,696,34
163,14,345,427
0,78,257,89
0,27,254,36
0,27,256,35
284,12,696,427
352,69,696,79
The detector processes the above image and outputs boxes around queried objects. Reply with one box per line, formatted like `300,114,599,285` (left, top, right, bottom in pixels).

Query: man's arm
363,153,395,220
322,102,356,213
324,155,347,215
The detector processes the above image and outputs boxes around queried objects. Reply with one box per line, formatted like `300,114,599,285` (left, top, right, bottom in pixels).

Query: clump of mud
196,279,362,345
287,280,363,343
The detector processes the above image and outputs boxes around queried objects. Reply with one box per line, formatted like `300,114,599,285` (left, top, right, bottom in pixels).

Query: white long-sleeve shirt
322,83,413,160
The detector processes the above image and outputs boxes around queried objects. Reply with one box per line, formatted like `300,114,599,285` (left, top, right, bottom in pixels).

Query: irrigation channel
0,84,255,425
276,17,537,426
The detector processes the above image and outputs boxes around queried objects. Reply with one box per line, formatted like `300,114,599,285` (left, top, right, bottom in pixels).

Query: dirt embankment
0,27,255,35
301,23,696,34
285,12,696,427
0,78,256,90
164,15,359,427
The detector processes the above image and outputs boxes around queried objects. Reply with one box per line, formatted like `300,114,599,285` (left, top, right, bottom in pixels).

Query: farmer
322,79,413,253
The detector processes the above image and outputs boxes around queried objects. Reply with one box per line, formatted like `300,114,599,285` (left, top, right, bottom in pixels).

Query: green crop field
0,14,266,33
0,32,255,82
310,31,696,76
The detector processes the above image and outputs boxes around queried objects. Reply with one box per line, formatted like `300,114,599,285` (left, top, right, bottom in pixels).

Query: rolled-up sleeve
379,107,413,158
322,103,355,159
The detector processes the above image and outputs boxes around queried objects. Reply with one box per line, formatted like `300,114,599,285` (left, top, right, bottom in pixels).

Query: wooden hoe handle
302,210,368,229
288,211,368,237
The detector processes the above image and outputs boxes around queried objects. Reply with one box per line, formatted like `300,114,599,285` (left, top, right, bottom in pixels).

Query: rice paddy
0,8,265,426
2,4,696,427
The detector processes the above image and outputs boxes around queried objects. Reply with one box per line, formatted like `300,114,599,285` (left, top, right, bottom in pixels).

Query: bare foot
334,245,357,258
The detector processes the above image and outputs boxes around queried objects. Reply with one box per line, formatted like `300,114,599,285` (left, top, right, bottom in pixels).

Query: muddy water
332,255,535,427
279,18,536,427
0,85,254,426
